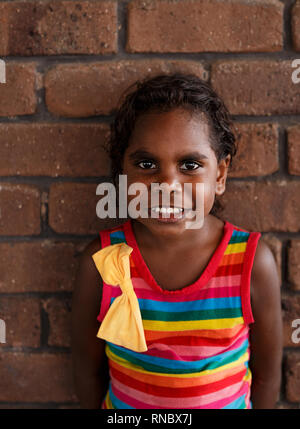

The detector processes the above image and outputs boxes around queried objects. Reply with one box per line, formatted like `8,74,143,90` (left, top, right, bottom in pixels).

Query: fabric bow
92,242,148,352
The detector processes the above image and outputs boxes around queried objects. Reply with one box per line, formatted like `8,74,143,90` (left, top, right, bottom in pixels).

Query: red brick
0,123,110,177
285,352,300,403
275,402,300,409
282,295,300,348
0,352,77,402
48,182,119,234
292,0,300,51
220,181,300,232
211,60,300,115
287,126,300,176
288,240,300,291
127,0,283,53
229,123,279,177
0,297,40,347
0,241,88,293
0,404,53,409
0,1,117,56
260,234,282,281
0,184,40,235
0,63,37,117
45,59,207,117
42,297,71,347
57,403,81,409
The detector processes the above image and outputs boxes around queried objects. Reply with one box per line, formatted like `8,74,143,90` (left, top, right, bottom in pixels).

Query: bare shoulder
72,235,104,346
76,236,102,285
72,235,109,397
250,237,281,313
72,236,103,318
80,236,102,264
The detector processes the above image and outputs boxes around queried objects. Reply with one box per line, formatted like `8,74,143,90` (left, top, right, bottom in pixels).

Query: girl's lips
147,207,190,223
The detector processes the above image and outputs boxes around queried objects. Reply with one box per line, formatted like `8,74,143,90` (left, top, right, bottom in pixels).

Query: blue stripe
132,296,242,312
109,338,249,371
232,229,249,237
110,230,125,239
222,393,246,409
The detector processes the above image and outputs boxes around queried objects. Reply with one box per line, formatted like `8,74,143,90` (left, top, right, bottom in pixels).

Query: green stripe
141,307,243,322
108,342,248,375
110,237,127,245
229,235,249,244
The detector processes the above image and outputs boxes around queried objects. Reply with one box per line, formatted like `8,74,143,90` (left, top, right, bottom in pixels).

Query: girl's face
122,108,230,237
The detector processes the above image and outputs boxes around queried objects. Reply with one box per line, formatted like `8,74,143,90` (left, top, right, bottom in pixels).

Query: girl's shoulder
77,236,103,288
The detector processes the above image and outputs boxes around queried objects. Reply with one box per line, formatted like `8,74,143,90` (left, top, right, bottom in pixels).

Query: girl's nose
152,169,183,204
157,168,182,191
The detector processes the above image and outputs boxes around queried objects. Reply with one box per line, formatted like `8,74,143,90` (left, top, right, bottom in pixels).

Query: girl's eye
181,161,202,170
137,160,156,169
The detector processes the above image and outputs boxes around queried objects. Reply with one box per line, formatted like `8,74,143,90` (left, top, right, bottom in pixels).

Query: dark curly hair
106,73,237,217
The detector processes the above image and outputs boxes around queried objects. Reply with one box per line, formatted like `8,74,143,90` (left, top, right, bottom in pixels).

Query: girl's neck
131,215,222,252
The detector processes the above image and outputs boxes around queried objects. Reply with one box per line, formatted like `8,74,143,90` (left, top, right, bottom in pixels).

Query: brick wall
0,0,299,409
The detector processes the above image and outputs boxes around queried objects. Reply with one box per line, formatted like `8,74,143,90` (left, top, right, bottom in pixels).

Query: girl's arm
71,237,109,409
249,239,283,409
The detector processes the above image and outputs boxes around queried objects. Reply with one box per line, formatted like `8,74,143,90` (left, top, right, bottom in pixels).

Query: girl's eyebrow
178,152,209,161
128,149,209,161
128,149,154,161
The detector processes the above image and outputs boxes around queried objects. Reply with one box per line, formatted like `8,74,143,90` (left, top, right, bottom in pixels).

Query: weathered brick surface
0,184,40,235
0,63,37,117
285,352,300,403
0,123,110,177
0,1,117,56
49,182,119,234
45,60,207,117
229,123,279,177
211,60,300,115
276,402,300,409
0,241,87,293
282,295,300,348
221,181,300,232
0,297,40,347
287,126,300,176
42,297,71,347
127,0,283,53
57,403,81,409
292,0,300,51
0,352,77,402
0,403,59,409
288,240,300,291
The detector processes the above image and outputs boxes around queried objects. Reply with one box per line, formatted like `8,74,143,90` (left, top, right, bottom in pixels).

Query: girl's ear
215,154,231,196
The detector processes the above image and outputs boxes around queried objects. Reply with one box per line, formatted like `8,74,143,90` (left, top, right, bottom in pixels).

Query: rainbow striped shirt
97,219,261,409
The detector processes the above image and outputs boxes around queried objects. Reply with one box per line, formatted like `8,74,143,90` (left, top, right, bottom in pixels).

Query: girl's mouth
148,206,187,223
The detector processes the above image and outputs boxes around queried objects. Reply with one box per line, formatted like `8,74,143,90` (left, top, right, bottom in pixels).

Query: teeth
151,207,183,214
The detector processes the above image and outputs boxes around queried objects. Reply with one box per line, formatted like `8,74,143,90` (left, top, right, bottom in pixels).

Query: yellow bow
92,242,148,352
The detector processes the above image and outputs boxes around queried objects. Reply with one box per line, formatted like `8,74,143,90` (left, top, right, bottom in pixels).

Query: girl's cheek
205,183,219,212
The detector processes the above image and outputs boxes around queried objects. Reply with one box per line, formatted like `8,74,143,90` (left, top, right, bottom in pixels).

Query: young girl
71,73,282,409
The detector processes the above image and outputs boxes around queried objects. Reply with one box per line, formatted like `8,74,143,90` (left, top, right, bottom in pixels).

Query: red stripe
215,263,243,277
240,232,261,324
110,365,247,398
146,327,245,348
130,266,139,278
129,286,242,302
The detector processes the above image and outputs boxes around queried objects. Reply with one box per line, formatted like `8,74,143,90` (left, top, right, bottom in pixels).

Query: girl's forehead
128,109,213,153
132,108,208,132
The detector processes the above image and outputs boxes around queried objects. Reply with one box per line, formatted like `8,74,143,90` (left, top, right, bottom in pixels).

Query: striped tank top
96,218,261,409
